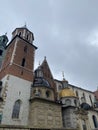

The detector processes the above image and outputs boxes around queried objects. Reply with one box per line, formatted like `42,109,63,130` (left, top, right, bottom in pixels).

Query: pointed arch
12,100,22,119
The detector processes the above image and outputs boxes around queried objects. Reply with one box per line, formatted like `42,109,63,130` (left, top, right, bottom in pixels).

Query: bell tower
0,26,37,126
0,26,37,81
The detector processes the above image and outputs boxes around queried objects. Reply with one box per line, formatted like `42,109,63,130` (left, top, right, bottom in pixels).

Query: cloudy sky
0,0,98,91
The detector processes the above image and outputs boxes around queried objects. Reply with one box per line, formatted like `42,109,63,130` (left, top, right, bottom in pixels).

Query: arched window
12,100,21,119
89,95,93,105
46,90,50,98
81,93,86,103
21,58,25,67
65,99,71,105
92,115,98,128
33,89,41,97
76,91,78,97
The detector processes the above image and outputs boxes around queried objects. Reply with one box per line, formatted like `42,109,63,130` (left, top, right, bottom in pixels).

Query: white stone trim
23,29,26,38
10,38,18,65
12,63,33,72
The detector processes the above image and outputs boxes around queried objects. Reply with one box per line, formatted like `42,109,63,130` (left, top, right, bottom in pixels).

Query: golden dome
59,88,76,98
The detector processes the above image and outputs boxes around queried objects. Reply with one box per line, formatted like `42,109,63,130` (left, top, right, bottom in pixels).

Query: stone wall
0,125,29,130
62,107,77,129
29,98,63,129
0,125,78,130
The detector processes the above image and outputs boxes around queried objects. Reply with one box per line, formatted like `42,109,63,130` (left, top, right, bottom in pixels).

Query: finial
38,61,40,66
24,22,27,28
44,56,46,59
62,71,65,81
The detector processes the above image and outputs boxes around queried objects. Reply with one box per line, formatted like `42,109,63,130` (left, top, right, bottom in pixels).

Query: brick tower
0,26,37,81
0,26,37,125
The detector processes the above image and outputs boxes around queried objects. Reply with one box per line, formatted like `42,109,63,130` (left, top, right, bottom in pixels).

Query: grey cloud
0,0,98,91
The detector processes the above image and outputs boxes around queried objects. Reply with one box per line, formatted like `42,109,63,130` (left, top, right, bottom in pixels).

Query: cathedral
0,26,98,130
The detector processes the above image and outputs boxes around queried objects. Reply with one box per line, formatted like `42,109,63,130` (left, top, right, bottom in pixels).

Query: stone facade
29,98,63,129
0,125,29,130
31,86,55,101
1,75,32,126
62,107,77,129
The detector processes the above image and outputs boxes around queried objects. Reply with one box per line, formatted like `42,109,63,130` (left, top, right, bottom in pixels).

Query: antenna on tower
62,71,65,81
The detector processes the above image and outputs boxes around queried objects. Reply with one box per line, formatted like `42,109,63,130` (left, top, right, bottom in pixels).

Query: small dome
59,88,76,98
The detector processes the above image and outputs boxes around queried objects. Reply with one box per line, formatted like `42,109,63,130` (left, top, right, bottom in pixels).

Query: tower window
0,50,3,56
12,100,21,119
19,32,21,36
21,58,25,67
27,34,29,40
24,46,28,53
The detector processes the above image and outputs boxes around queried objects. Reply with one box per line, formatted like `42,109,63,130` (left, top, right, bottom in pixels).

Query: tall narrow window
0,113,2,124
19,32,21,36
76,91,78,97
83,93,86,101
27,34,29,40
21,58,25,67
81,93,86,103
92,115,98,128
0,50,3,56
89,95,93,106
24,46,28,53
12,100,21,119
82,120,87,130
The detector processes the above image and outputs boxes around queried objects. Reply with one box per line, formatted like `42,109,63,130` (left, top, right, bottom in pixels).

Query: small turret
0,34,9,68
0,34,8,48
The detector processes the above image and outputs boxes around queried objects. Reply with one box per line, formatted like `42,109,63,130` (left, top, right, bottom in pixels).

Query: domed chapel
0,26,98,130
